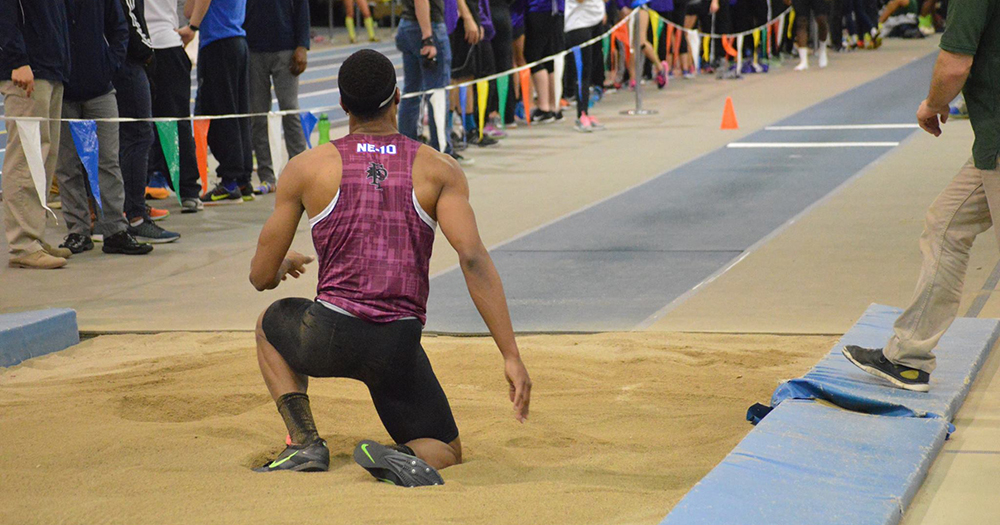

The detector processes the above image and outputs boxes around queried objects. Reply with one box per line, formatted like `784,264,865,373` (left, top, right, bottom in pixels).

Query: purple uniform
311,134,436,325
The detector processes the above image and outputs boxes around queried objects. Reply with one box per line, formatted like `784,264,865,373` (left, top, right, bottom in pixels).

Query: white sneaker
818,47,829,68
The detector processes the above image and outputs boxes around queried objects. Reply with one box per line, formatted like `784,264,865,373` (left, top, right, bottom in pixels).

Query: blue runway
424,52,937,333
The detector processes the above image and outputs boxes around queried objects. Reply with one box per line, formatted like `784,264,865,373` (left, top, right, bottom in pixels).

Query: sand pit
0,332,835,524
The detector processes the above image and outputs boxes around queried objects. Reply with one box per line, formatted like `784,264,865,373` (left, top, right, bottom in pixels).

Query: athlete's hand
278,250,315,282
710,0,720,13
11,66,34,97
177,25,196,47
917,99,949,137
505,356,531,423
464,16,481,44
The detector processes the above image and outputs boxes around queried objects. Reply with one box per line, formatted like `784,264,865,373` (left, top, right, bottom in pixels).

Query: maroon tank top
310,134,435,324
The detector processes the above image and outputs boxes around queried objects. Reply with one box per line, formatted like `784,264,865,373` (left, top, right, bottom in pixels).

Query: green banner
497,74,509,129
154,121,182,206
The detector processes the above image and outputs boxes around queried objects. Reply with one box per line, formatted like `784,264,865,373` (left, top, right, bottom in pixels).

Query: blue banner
300,112,318,149
573,47,584,102
68,120,102,213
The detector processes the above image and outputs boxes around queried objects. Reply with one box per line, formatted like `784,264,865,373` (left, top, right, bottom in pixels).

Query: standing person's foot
449,152,475,166
818,47,829,68
466,130,499,147
147,206,170,221
842,345,930,392
200,182,243,204
483,120,507,139
353,440,444,487
102,231,153,255
59,233,94,254
583,114,605,131
656,65,668,88
181,198,204,213
532,109,556,124
128,219,180,244
42,242,73,259
575,117,594,132
8,250,66,269
145,186,171,200
253,181,276,195
238,184,256,202
253,439,330,473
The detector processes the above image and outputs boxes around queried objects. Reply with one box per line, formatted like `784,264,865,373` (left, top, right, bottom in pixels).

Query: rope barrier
2,7,790,124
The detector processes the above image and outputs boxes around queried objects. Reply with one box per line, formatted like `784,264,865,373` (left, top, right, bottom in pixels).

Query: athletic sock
796,48,809,69
276,392,320,446
363,17,376,40
464,114,477,134
345,16,357,42
818,45,828,68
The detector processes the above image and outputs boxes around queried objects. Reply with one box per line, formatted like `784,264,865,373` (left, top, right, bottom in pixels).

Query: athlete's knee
449,437,463,466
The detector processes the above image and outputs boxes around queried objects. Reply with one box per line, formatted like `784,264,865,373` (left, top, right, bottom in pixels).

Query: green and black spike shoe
353,440,444,487
253,439,330,472
843,345,930,392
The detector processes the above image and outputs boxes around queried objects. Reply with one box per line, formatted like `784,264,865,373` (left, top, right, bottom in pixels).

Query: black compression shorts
791,0,830,19
524,11,564,73
262,298,459,445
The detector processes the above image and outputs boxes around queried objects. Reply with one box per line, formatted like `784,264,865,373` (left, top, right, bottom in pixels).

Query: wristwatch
189,24,199,32
421,37,433,47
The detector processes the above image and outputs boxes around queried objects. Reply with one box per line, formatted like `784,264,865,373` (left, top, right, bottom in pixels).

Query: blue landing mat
0,308,79,368
661,400,949,525
771,304,1000,420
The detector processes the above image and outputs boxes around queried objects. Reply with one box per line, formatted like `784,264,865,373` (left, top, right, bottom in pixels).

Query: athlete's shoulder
413,143,464,185
283,143,342,181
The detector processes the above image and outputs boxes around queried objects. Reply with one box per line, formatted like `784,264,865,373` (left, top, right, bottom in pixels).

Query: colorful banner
476,81,489,140
459,86,468,128
68,120,102,213
497,74,510,128
702,34,710,63
602,35,610,62
650,11,661,53
573,47,584,102
753,29,761,66
429,88,448,152
154,121,182,206
193,119,210,193
299,112,318,149
687,29,701,72
267,113,288,179
519,69,532,125
787,9,795,39
16,120,54,218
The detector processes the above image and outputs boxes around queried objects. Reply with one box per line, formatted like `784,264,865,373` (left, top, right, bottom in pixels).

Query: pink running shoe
483,123,507,139
629,79,636,90
586,115,606,131
656,62,669,89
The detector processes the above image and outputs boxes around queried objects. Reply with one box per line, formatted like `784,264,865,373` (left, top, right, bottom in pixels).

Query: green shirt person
919,0,999,169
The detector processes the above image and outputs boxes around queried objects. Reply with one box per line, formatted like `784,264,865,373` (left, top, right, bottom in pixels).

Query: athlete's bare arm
427,152,532,423
249,154,317,291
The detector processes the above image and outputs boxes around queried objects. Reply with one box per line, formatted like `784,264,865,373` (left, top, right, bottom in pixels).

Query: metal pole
621,8,657,116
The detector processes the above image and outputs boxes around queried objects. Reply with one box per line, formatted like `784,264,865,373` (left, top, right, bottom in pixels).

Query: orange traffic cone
721,97,739,130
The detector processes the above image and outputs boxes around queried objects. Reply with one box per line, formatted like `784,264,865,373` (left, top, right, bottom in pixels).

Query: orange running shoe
145,186,171,200
147,206,170,221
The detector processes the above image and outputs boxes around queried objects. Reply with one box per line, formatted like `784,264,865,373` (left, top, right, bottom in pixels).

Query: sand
0,332,835,524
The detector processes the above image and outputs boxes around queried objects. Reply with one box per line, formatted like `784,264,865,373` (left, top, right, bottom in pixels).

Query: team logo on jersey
366,162,388,190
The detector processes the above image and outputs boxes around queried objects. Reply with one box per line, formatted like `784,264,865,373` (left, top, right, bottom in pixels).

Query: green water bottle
318,113,330,145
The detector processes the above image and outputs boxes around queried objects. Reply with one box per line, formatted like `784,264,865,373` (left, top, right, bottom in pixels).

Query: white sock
818,45,829,68
130,218,144,227
795,48,809,70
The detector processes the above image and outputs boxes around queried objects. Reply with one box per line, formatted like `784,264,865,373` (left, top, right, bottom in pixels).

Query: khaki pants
1,80,63,257
886,156,1000,373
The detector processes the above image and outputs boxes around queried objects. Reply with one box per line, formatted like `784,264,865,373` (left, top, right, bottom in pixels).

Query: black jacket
64,0,129,102
119,0,153,64
0,0,72,84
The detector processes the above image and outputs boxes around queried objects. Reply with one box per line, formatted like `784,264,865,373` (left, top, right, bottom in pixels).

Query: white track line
765,124,920,130
727,142,900,148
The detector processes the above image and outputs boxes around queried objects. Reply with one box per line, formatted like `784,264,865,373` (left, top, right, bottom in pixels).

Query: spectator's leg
395,20,424,143
114,61,154,223
1,80,59,256
272,49,308,160
249,51,275,185
54,101,92,237
197,37,247,186
88,94,128,238
236,39,254,187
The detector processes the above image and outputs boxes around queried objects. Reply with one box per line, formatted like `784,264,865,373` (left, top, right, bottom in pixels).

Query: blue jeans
396,19,453,154
113,60,153,221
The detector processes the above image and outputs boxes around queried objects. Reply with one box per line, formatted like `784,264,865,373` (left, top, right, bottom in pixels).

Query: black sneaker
60,233,94,254
466,130,499,147
181,198,204,213
101,231,153,255
238,183,256,202
253,439,330,473
531,109,556,124
842,345,930,392
200,183,243,204
353,440,444,487
128,219,180,244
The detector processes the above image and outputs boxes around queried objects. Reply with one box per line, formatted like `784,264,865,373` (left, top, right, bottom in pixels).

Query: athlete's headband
377,83,397,109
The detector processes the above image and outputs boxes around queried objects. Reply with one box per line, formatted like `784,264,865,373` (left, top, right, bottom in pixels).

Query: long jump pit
0,331,833,524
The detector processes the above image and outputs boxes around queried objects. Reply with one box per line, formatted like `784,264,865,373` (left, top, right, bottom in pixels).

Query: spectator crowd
1,0,946,269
